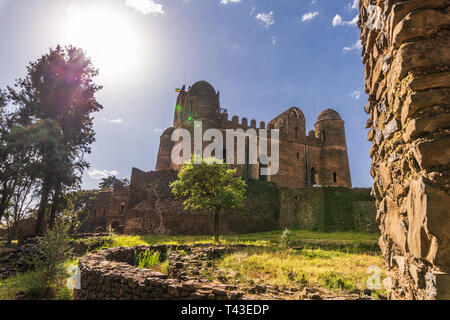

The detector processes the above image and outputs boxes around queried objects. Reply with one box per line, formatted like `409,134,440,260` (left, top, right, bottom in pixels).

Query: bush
135,250,162,269
29,220,73,298
280,228,292,248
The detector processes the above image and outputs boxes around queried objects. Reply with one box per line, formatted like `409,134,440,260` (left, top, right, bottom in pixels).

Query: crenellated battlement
158,80,352,189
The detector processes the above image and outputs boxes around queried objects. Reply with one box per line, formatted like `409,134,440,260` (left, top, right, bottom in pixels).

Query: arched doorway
110,221,122,234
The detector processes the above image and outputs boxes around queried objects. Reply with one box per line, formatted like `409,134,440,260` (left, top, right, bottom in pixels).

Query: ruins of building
86,183,129,234
358,0,450,299
85,80,376,236
156,81,352,189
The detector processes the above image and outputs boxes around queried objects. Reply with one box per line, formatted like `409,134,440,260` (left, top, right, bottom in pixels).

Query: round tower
173,81,220,131
314,109,352,187
155,127,175,171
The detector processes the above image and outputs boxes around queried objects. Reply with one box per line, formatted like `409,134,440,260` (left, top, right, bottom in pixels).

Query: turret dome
317,109,342,122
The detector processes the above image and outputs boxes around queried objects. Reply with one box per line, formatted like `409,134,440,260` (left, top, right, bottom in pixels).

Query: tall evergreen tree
7,45,103,234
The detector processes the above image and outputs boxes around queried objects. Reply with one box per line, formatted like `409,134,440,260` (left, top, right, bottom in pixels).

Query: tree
170,156,247,242
0,89,10,222
99,175,129,190
7,45,103,234
56,189,98,233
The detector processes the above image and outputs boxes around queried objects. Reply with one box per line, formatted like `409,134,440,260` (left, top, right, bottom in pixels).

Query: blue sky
0,0,372,189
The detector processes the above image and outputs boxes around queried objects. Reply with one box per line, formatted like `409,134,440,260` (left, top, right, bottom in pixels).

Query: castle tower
173,81,220,131
155,127,175,171
314,109,352,187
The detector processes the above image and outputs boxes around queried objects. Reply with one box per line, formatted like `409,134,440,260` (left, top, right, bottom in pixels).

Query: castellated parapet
156,80,352,189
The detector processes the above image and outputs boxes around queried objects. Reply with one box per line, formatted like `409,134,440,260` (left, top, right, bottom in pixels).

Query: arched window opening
333,172,337,183
295,127,299,139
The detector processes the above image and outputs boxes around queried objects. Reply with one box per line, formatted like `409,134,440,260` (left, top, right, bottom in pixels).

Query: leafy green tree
170,156,247,242
7,45,103,234
99,175,129,190
57,189,98,233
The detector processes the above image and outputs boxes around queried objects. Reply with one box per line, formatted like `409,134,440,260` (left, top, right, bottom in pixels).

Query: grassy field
106,230,380,251
214,246,383,292
0,230,384,299
103,230,384,294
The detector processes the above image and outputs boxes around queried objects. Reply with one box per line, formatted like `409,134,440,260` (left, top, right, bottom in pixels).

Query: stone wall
125,168,280,235
279,187,377,233
358,0,450,299
125,168,377,235
74,245,244,300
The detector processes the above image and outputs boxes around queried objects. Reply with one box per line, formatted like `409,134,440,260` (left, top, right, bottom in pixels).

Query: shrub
30,220,73,298
280,228,292,248
135,250,162,269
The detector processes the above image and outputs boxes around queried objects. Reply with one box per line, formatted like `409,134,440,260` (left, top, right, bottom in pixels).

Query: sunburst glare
63,4,141,79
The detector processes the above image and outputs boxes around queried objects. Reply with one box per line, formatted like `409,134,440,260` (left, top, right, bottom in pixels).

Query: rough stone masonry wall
279,188,377,233
125,168,377,235
358,0,450,299
74,245,244,300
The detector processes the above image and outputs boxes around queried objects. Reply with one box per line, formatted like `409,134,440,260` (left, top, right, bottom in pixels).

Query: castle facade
156,81,352,188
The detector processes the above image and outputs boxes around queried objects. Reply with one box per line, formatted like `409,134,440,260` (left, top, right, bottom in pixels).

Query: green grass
134,250,169,274
1,230,382,299
105,230,380,252
214,246,384,293
0,258,79,300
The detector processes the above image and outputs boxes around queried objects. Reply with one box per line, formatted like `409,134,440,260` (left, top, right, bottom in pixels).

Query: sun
64,4,141,79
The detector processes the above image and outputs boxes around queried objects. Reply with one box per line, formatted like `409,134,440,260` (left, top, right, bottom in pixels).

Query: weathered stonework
73,244,380,300
157,81,352,189
358,0,450,299
84,183,129,234
74,244,246,300
122,168,377,235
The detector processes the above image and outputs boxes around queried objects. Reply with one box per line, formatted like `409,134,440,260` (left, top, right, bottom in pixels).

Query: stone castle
84,80,375,236
156,81,352,189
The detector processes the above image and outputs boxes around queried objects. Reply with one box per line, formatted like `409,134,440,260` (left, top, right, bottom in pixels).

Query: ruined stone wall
358,0,450,299
279,188,377,233
125,168,376,235
125,168,280,235
74,245,244,300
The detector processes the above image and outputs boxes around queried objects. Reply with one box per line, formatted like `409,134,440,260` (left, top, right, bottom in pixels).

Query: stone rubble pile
0,238,39,279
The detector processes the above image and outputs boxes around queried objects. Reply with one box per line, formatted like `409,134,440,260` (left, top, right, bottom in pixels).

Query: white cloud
153,128,163,134
255,11,275,29
220,0,241,5
351,0,358,9
88,169,119,180
271,36,277,46
343,39,362,52
302,11,319,22
332,14,358,26
332,14,342,26
125,0,164,15
350,90,362,100
103,118,124,124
